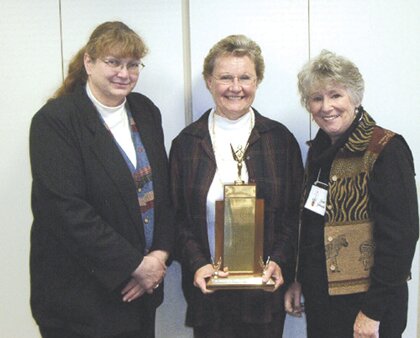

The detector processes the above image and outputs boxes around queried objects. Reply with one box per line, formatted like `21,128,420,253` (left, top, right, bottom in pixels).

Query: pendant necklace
209,110,254,185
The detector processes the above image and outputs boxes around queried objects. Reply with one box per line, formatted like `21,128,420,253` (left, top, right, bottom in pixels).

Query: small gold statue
230,143,249,184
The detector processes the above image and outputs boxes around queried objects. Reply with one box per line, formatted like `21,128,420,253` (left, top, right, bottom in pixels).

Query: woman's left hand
353,311,380,338
262,261,284,292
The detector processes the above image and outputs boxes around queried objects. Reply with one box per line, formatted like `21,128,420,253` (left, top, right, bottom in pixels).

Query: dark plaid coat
170,109,303,326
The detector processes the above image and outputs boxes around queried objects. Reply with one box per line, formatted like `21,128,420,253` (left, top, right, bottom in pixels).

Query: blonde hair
52,21,148,98
202,34,264,86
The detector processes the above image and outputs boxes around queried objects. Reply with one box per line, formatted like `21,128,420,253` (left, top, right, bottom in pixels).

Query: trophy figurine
230,143,247,184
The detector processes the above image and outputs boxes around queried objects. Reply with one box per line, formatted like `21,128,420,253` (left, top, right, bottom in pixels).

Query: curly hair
297,50,364,109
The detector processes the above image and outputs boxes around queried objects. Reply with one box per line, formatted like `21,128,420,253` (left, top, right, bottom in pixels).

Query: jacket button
327,236,333,242
330,265,336,271
144,218,149,224
331,175,338,182
327,205,333,210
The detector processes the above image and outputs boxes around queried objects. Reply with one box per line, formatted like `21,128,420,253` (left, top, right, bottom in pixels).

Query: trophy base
207,274,275,290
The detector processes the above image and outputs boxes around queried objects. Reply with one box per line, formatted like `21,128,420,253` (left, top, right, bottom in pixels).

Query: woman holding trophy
170,34,303,337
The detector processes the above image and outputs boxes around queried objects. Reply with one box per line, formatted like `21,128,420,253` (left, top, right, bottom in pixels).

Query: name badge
304,169,329,216
304,183,328,216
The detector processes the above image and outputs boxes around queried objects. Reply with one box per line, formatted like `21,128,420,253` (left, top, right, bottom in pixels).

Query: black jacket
29,85,174,337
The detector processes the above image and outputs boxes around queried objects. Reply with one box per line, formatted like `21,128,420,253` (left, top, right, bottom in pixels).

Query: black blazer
29,85,174,337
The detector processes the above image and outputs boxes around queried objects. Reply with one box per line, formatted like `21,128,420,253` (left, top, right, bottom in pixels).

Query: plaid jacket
169,108,303,326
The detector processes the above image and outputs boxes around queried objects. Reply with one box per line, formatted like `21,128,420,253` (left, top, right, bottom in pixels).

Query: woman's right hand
193,264,229,294
121,253,167,302
284,281,305,317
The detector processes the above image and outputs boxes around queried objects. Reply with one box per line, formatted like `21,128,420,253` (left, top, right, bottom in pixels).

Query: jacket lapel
75,88,143,235
187,110,216,161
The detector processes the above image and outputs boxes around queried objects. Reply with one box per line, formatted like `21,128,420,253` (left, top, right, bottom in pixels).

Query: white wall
1,1,61,338
1,1,418,337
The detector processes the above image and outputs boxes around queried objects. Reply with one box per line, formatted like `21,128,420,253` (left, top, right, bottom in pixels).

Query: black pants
301,259,408,338
39,311,155,338
40,327,148,338
304,287,408,338
193,310,286,338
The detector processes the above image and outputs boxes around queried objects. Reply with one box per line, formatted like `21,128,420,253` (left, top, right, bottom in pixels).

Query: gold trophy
207,144,274,290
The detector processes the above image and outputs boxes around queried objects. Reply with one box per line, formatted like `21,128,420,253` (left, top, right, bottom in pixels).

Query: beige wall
1,0,418,337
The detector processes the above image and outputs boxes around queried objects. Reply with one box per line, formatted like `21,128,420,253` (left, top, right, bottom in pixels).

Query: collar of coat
309,107,377,157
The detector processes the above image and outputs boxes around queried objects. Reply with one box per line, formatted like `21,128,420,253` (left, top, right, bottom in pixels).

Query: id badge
304,183,328,216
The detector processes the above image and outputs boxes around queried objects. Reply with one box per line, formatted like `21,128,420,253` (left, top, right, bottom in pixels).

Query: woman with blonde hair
171,34,303,337
30,21,174,338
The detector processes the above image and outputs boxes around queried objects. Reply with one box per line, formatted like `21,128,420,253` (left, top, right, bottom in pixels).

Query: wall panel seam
59,0,64,81
182,0,193,126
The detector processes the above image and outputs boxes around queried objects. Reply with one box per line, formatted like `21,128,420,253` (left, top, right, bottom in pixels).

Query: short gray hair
297,50,364,109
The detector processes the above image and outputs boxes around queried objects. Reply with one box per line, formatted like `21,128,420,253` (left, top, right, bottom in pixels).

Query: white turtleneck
86,83,136,166
206,108,254,258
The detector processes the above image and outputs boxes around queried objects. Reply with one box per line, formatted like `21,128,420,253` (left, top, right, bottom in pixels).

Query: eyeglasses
99,57,145,74
212,74,257,86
